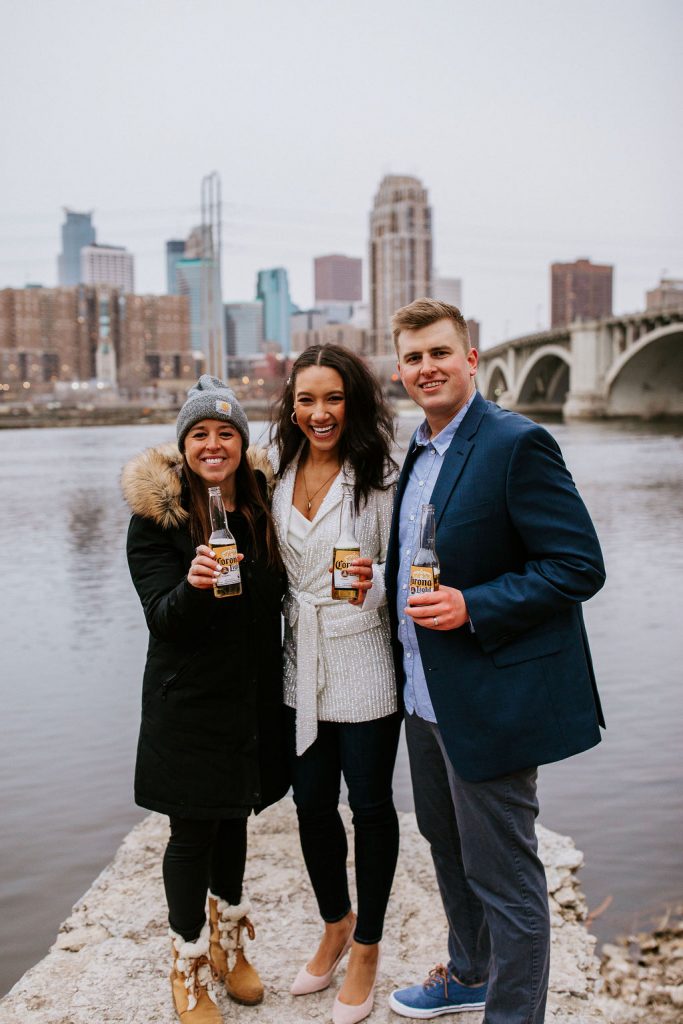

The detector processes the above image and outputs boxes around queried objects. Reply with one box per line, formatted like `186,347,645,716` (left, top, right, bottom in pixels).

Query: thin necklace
302,464,339,513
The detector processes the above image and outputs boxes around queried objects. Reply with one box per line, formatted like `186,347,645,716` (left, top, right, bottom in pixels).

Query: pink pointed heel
332,948,381,1024
290,930,354,996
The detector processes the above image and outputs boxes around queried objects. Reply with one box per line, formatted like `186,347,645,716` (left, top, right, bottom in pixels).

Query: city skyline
1,1,681,346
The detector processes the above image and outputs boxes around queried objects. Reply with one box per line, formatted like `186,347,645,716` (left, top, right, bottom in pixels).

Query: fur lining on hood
121,443,275,529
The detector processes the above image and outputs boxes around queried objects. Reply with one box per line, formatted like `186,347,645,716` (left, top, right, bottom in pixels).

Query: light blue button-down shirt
396,395,475,721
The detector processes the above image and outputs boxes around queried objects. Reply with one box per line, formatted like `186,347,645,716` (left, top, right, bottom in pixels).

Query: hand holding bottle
188,545,244,590
328,557,374,606
405,585,469,630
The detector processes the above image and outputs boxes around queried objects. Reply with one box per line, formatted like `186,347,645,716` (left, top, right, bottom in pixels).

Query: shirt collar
413,391,476,456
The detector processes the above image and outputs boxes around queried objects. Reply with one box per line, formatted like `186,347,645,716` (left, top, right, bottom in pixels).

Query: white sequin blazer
270,450,398,755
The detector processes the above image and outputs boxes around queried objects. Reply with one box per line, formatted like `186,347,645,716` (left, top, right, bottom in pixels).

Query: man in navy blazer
385,300,605,1024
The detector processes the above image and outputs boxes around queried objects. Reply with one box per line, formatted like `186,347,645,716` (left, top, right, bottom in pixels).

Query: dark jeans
404,713,550,1024
285,707,402,945
163,815,248,941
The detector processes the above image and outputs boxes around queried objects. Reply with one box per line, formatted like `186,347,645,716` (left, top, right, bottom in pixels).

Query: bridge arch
605,323,683,417
513,345,571,409
481,357,511,401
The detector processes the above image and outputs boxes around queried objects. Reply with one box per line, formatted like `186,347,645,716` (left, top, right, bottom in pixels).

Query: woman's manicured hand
188,544,243,589
348,557,374,606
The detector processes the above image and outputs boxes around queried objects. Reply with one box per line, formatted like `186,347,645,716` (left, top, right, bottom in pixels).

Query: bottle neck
208,489,230,536
419,505,436,551
337,492,358,545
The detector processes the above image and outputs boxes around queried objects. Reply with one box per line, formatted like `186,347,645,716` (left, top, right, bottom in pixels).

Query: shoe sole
388,991,486,1018
226,990,264,1006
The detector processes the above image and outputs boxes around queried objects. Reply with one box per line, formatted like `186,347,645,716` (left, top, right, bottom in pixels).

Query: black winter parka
123,444,289,819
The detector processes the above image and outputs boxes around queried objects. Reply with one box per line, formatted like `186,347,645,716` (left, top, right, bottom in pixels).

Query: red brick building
550,259,613,327
0,286,193,401
314,254,362,303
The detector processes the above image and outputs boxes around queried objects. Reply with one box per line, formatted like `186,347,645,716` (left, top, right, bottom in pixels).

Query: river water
0,418,682,996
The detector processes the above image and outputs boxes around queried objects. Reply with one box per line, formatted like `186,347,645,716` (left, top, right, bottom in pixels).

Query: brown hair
391,298,471,354
270,344,396,511
183,453,282,570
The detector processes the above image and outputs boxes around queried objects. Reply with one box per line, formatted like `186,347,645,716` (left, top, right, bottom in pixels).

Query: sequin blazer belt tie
287,590,338,755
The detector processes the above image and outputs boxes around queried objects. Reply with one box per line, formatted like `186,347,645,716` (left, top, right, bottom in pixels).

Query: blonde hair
391,298,471,354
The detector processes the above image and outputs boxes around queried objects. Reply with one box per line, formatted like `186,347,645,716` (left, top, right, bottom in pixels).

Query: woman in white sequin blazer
270,345,400,1024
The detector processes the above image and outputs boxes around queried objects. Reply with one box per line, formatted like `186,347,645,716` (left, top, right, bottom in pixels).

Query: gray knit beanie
176,375,250,451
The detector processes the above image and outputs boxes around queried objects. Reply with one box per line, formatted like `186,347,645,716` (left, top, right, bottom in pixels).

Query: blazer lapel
429,392,487,528
386,431,419,588
311,464,346,530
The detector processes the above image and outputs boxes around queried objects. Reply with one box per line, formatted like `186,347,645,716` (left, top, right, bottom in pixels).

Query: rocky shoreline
0,798,633,1024
597,906,683,1023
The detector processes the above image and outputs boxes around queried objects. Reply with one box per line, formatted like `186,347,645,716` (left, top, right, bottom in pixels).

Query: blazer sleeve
360,480,396,614
462,424,606,652
127,514,212,643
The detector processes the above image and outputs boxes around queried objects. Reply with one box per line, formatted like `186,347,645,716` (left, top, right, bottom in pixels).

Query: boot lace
178,952,219,1011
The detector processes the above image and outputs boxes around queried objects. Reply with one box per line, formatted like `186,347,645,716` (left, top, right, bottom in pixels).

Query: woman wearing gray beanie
122,375,287,1024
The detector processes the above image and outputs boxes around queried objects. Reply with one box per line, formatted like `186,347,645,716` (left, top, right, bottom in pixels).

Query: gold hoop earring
291,411,298,425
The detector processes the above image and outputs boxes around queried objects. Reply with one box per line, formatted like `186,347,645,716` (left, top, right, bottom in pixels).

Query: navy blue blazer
386,391,606,782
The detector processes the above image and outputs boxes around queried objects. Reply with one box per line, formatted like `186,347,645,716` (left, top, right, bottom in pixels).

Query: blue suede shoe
389,964,487,1018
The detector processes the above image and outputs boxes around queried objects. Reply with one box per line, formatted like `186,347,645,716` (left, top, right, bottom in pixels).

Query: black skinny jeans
285,707,402,945
163,816,248,942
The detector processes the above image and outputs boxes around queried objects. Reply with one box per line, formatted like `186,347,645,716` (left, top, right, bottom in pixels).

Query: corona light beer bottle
331,483,361,601
409,504,440,595
208,486,242,598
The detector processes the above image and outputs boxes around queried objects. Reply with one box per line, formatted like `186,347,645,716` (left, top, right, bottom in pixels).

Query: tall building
176,221,225,378
81,244,135,292
433,275,463,309
176,259,203,355
225,301,264,358
550,258,613,327
314,254,362,303
646,278,683,312
57,209,95,286
466,319,480,348
256,268,292,355
369,175,432,355
166,240,185,295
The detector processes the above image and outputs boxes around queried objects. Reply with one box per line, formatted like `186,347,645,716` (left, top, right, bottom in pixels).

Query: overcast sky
1,0,681,346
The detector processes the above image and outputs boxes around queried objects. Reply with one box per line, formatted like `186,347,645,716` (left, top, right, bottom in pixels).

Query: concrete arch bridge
477,310,683,419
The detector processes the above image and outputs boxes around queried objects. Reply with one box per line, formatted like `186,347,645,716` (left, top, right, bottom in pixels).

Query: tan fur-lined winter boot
170,923,223,1023
208,894,264,1005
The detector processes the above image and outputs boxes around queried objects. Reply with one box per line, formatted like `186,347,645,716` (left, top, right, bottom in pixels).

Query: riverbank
597,907,683,1022
0,399,275,429
0,798,621,1024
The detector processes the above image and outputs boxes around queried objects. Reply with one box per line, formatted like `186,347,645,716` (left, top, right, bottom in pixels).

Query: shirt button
406,652,412,659
429,449,435,455
419,481,424,486
401,619,405,625
402,584,407,591
410,515,415,521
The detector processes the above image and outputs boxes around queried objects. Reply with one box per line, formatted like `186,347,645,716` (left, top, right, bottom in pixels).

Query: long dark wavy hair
271,345,396,509
182,450,282,570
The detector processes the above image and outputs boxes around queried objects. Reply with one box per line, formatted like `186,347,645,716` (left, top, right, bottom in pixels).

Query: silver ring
433,616,439,627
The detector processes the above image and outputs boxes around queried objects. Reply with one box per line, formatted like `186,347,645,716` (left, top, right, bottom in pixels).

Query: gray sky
1,0,681,346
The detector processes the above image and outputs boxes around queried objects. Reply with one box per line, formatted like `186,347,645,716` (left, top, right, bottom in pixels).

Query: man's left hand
405,585,469,630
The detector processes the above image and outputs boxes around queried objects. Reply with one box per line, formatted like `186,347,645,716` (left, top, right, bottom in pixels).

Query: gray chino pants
404,712,550,1024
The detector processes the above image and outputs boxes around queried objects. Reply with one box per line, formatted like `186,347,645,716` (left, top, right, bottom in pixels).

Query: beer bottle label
333,547,360,589
409,565,440,595
212,543,240,586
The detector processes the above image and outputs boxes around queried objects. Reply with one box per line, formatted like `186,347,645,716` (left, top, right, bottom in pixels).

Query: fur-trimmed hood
121,443,275,529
